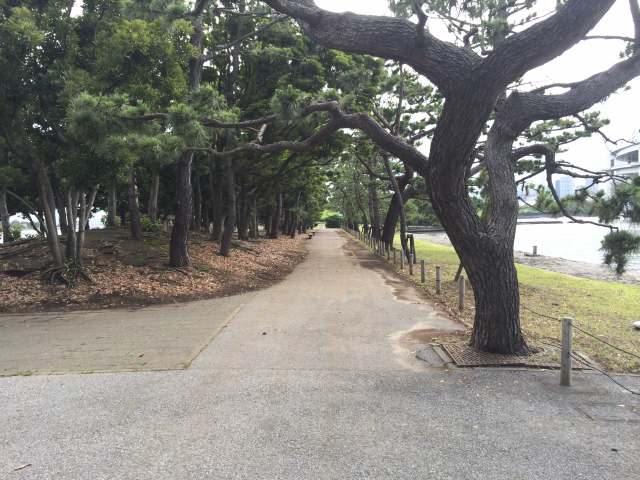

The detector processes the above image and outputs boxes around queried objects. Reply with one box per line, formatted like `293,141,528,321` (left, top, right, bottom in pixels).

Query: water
515,218,640,275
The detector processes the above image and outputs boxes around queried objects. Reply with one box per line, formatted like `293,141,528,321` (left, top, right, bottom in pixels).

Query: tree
256,0,640,354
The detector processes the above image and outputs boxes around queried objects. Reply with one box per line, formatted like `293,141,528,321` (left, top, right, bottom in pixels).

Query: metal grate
440,343,561,369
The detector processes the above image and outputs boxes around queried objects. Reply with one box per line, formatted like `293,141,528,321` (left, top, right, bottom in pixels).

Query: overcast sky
316,0,639,180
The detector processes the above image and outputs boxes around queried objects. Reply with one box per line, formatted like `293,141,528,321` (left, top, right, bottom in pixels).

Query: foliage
140,215,161,233
601,230,640,275
324,213,343,228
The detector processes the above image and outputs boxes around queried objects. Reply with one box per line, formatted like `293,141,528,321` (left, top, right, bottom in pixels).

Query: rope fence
347,226,640,395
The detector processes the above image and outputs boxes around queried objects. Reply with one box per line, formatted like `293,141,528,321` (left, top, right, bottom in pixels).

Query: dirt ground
0,228,308,313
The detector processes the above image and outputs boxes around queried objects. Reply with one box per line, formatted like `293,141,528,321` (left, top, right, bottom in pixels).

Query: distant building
554,176,575,199
610,143,640,179
517,183,538,203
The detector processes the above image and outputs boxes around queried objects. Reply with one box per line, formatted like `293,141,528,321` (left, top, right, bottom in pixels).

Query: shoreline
413,232,640,285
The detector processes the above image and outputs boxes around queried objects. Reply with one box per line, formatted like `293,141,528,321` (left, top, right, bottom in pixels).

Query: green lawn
384,235,640,372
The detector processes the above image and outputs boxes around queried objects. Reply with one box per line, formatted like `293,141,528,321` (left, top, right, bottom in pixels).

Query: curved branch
261,0,477,94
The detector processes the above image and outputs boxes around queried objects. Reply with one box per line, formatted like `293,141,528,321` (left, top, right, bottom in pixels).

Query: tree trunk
427,95,528,354
236,188,249,241
269,193,282,239
128,166,143,241
65,189,78,261
368,182,381,240
210,161,224,242
148,172,160,224
52,181,68,235
107,180,118,227
219,158,236,256
35,159,63,268
249,197,258,238
170,154,193,266
381,173,412,244
0,188,11,243
192,172,202,232
382,156,409,259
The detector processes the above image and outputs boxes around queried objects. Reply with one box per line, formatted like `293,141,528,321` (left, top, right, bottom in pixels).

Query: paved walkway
1,230,638,479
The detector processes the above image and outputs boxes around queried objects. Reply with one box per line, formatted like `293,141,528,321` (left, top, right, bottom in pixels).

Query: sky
315,0,639,180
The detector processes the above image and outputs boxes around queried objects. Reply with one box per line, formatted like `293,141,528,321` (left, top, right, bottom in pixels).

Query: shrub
324,213,343,229
140,215,161,233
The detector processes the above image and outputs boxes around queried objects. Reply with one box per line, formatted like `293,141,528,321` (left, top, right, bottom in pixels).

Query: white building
554,176,575,199
610,143,640,179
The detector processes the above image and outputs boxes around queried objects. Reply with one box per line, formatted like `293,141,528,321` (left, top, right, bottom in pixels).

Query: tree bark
148,172,160,224
107,179,118,227
382,156,409,259
34,159,63,268
192,172,202,232
170,154,193,265
0,188,11,243
381,172,412,243
249,197,258,238
128,166,143,241
219,158,236,256
210,160,224,242
269,193,282,239
367,182,381,240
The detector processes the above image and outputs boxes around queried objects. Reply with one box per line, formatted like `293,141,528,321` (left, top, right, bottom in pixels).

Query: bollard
533,245,538,257
400,250,405,270
436,266,442,294
421,260,426,283
560,317,573,387
458,274,465,311
408,254,414,276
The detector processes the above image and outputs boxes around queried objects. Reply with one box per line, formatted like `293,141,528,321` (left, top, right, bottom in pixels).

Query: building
610,143,640,179
554,176,575,199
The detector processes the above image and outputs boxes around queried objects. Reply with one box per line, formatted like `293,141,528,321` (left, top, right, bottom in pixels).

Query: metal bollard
560,317,573,387
436,266,442,294
421,260,426,283
458,274,465,311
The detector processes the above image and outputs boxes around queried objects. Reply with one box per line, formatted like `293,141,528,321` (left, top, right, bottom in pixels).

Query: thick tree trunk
65,190,78,261
170,154,193,266
236,188,249,241
107,180,118,227
35,159,63,267
219,158,236,256
0,189,11,243
148,172,160,224
127,166,143,241
427,95,528,354
382,157,409,259
51,181,68,235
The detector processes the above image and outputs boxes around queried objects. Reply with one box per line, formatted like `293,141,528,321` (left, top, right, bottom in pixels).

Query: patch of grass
387,234,640,372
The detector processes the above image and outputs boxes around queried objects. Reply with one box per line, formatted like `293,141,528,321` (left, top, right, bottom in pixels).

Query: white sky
316,0,639,179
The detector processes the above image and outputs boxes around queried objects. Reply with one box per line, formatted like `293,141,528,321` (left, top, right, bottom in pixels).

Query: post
458,274,465,311
409,234,416,264
560,317,573,387
386,243,390,261
533,245,538,257
408,254,414,276
420,260,425,283
400,250,405,270
436,266,442,294
393,248,397,266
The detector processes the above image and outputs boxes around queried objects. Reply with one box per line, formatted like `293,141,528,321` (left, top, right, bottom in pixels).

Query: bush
601,230,640,275
101,215,121,227
324,213,343,229
8,222,24,241
140,215,161,233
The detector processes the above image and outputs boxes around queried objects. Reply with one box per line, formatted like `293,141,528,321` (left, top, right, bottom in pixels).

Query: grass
381,235,640,373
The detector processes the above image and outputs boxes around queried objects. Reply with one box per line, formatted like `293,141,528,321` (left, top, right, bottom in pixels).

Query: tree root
39,263,94,287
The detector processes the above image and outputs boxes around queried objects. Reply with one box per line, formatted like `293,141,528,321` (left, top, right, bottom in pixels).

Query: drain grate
440,343,561,369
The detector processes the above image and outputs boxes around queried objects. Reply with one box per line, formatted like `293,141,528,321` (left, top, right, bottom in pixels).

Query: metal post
436,266,442,294
458,274,465,311
561,317,573,387
408,255,414,275
420,260,425,283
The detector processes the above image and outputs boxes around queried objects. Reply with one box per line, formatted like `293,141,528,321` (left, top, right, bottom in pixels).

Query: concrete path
1,230,639,479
